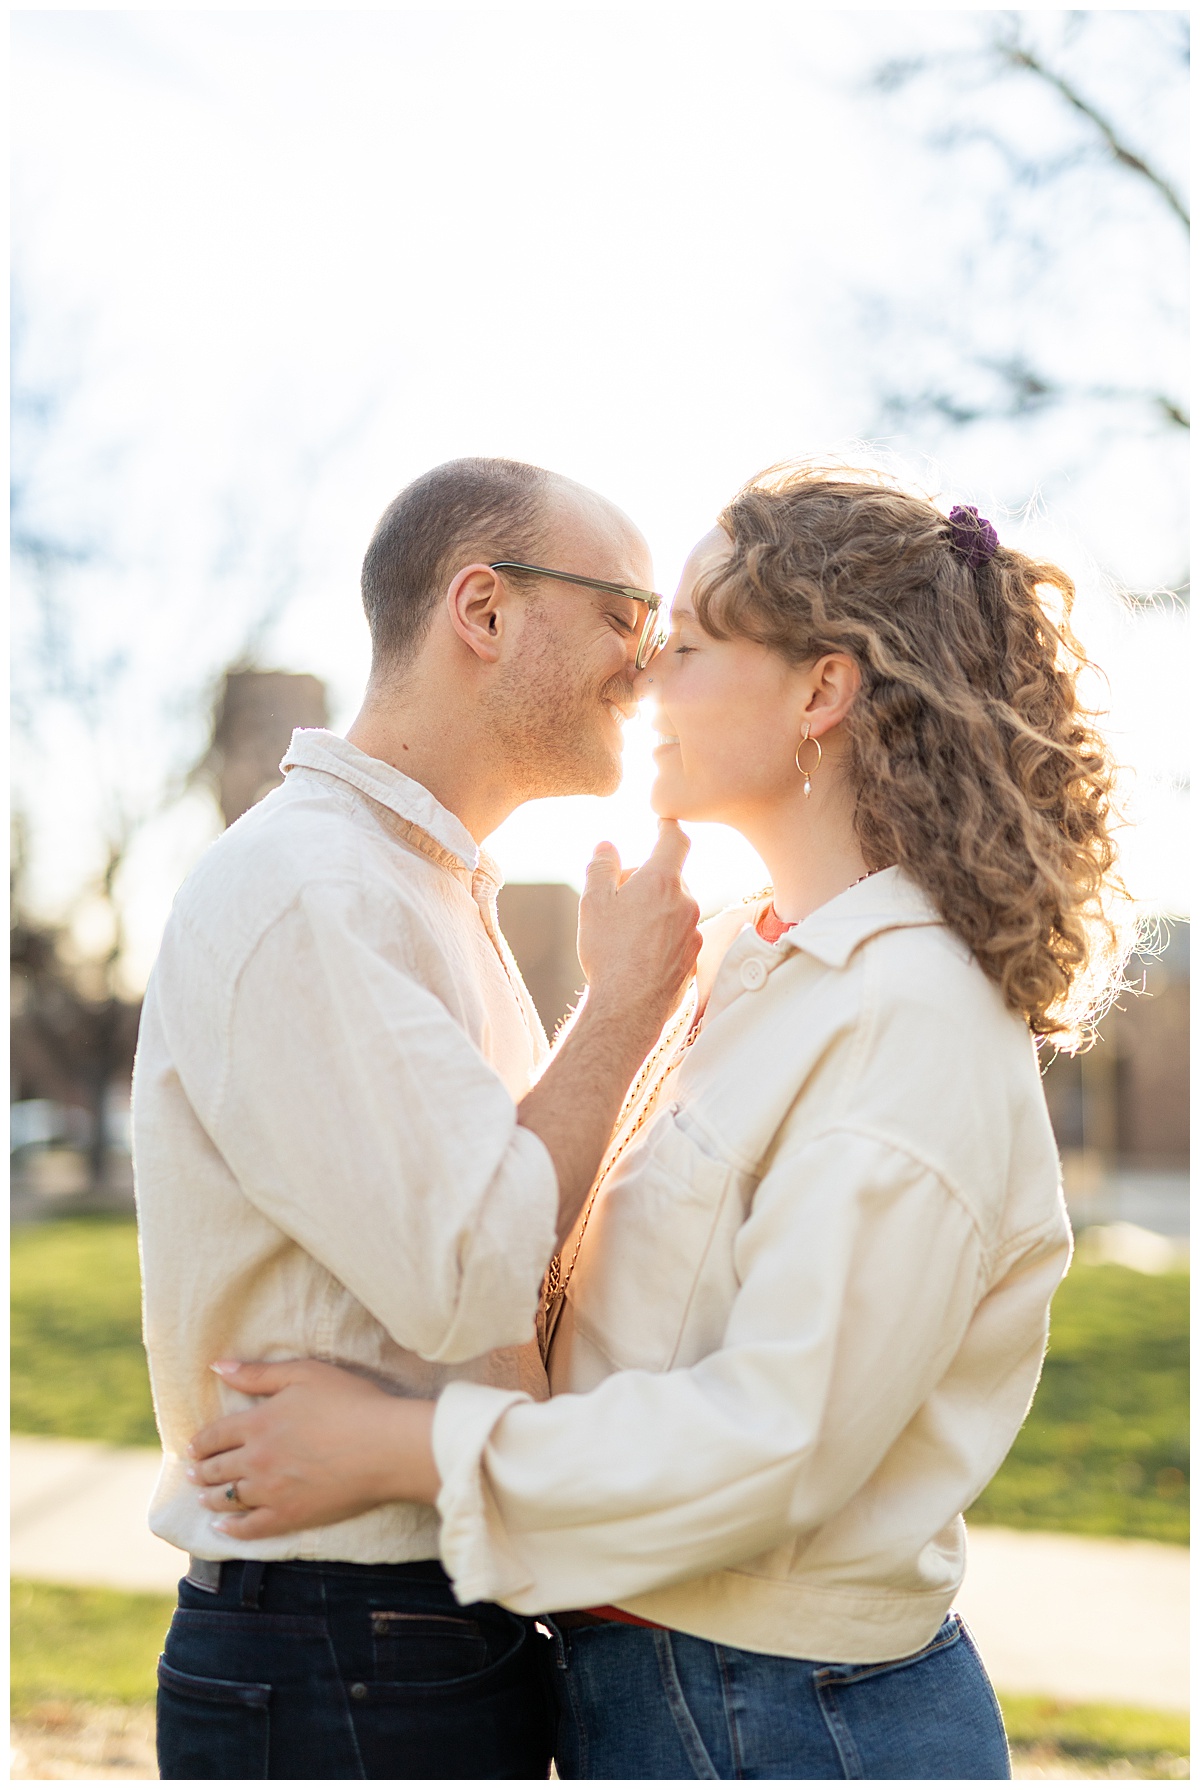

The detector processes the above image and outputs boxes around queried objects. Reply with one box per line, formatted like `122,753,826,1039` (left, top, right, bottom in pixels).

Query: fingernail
185,1466,198,1482
209,1361,240,1375
213,1520,231,1534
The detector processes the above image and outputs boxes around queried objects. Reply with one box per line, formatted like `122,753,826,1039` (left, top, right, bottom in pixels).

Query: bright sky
11,7,1190,991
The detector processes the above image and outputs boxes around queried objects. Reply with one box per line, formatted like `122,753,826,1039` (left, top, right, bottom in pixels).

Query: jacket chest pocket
566,1106,743,1376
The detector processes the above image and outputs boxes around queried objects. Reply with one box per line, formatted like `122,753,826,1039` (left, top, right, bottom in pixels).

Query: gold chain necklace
536,989,699,1361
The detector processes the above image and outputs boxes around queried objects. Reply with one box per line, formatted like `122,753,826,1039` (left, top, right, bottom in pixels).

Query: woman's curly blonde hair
696,461,1134,1049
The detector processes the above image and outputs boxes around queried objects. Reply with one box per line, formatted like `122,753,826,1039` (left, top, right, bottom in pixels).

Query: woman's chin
650,778,708,826
649,773,684,820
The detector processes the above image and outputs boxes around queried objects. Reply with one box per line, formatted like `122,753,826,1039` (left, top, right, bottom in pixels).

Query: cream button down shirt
133,729,558,1565
432,869,1071,1663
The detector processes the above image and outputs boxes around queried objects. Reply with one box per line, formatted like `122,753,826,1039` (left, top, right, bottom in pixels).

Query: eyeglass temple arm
490,562,661,608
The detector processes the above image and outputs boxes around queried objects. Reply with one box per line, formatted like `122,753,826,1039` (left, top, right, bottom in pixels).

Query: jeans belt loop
239,1560,268,1609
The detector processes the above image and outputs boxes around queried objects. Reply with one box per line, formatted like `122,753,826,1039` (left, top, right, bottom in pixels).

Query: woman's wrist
377,1396,441,1506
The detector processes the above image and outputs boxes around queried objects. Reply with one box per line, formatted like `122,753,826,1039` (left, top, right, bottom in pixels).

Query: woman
189,463,1129,1779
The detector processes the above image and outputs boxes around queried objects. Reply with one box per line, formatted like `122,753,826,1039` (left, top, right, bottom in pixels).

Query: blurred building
1042,923,1190,1237
496,883,585,1040
199,669,328,827
1042,926,1189,1167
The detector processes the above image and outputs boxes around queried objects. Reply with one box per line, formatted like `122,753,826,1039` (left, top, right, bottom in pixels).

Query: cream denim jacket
433,867,1071,1663
134,730,556,1566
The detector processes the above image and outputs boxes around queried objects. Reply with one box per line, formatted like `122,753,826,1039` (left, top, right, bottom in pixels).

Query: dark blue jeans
156,1559,554,1779
546,1612,1011,1779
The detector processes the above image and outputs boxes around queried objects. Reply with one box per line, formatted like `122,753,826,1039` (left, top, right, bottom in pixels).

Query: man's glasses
489,561,667,671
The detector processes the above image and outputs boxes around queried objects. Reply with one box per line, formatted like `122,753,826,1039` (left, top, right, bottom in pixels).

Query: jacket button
350,1682,368,1700
740,958,767,990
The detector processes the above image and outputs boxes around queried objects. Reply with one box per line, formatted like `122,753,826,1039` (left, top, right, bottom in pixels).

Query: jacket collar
770,865,943,969
281,729,499,887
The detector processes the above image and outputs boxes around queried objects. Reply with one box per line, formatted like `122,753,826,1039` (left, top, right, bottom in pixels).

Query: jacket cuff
429,1125,559,1364
433,1380,537,1606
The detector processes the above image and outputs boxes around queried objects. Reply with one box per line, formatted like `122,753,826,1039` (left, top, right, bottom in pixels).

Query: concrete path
11,1436,185,1595
11,1435,1190,1713
955,1523,1189,1712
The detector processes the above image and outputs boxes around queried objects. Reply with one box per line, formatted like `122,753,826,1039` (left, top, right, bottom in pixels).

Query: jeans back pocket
813,1616,1010,1780
370,1609,489,1684
157,1656,271,1779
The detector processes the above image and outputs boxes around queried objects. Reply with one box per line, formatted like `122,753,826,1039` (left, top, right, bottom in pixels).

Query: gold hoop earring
795,725,822,797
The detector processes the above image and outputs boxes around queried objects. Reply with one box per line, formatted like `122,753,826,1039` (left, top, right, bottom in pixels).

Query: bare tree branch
859,10,1188,491
1156,396,1190,431
872,22,1188,231
996,33,1189,229
882,360,1189,435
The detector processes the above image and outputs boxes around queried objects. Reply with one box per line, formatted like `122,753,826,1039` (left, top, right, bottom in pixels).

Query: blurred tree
851,14,1189,1134
10,294,146,1190
10,278,351,1190
859,10,1188,595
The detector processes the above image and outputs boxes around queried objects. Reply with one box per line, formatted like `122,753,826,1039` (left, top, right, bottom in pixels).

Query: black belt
185,1555,453,1596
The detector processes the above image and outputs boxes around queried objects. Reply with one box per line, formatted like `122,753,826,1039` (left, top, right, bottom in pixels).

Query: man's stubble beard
482,629,630,802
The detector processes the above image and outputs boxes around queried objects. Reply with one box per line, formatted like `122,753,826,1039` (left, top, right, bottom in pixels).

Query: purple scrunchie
947,504,999,571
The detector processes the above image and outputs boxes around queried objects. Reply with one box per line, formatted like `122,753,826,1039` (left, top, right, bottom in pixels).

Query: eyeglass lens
636,611,666,670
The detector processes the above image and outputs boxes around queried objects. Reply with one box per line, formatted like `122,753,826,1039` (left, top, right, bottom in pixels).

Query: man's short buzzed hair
361,457,556,668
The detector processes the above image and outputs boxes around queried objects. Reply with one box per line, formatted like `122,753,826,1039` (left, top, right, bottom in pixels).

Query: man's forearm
517,995,663,1249
516,822,700,1250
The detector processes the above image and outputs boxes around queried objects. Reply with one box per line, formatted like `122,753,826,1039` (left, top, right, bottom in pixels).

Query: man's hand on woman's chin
186,1358,440,1541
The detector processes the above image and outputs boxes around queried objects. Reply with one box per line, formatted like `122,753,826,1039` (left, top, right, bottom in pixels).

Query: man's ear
803,652,861,737
446,563,506,664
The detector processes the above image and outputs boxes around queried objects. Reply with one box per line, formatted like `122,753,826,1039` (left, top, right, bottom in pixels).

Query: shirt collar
281,729,497,886
770,865,943,969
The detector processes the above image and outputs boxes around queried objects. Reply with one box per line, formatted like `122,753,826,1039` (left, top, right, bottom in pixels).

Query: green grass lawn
11,1215,158,1447
10,1217,1190,1541
10,1580,176,1718
1000,1691,1189,1777
10,1582,1188,1776
968,1261,1189,1544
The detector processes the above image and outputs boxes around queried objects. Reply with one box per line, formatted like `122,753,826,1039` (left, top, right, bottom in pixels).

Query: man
134,457,700,1779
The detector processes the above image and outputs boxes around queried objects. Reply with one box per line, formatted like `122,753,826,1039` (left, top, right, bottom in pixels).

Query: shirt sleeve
432,1129,1012,1610
205,882,559,1364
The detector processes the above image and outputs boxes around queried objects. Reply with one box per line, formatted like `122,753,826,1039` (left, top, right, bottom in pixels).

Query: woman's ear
446,563,505,664
803,653,861,736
